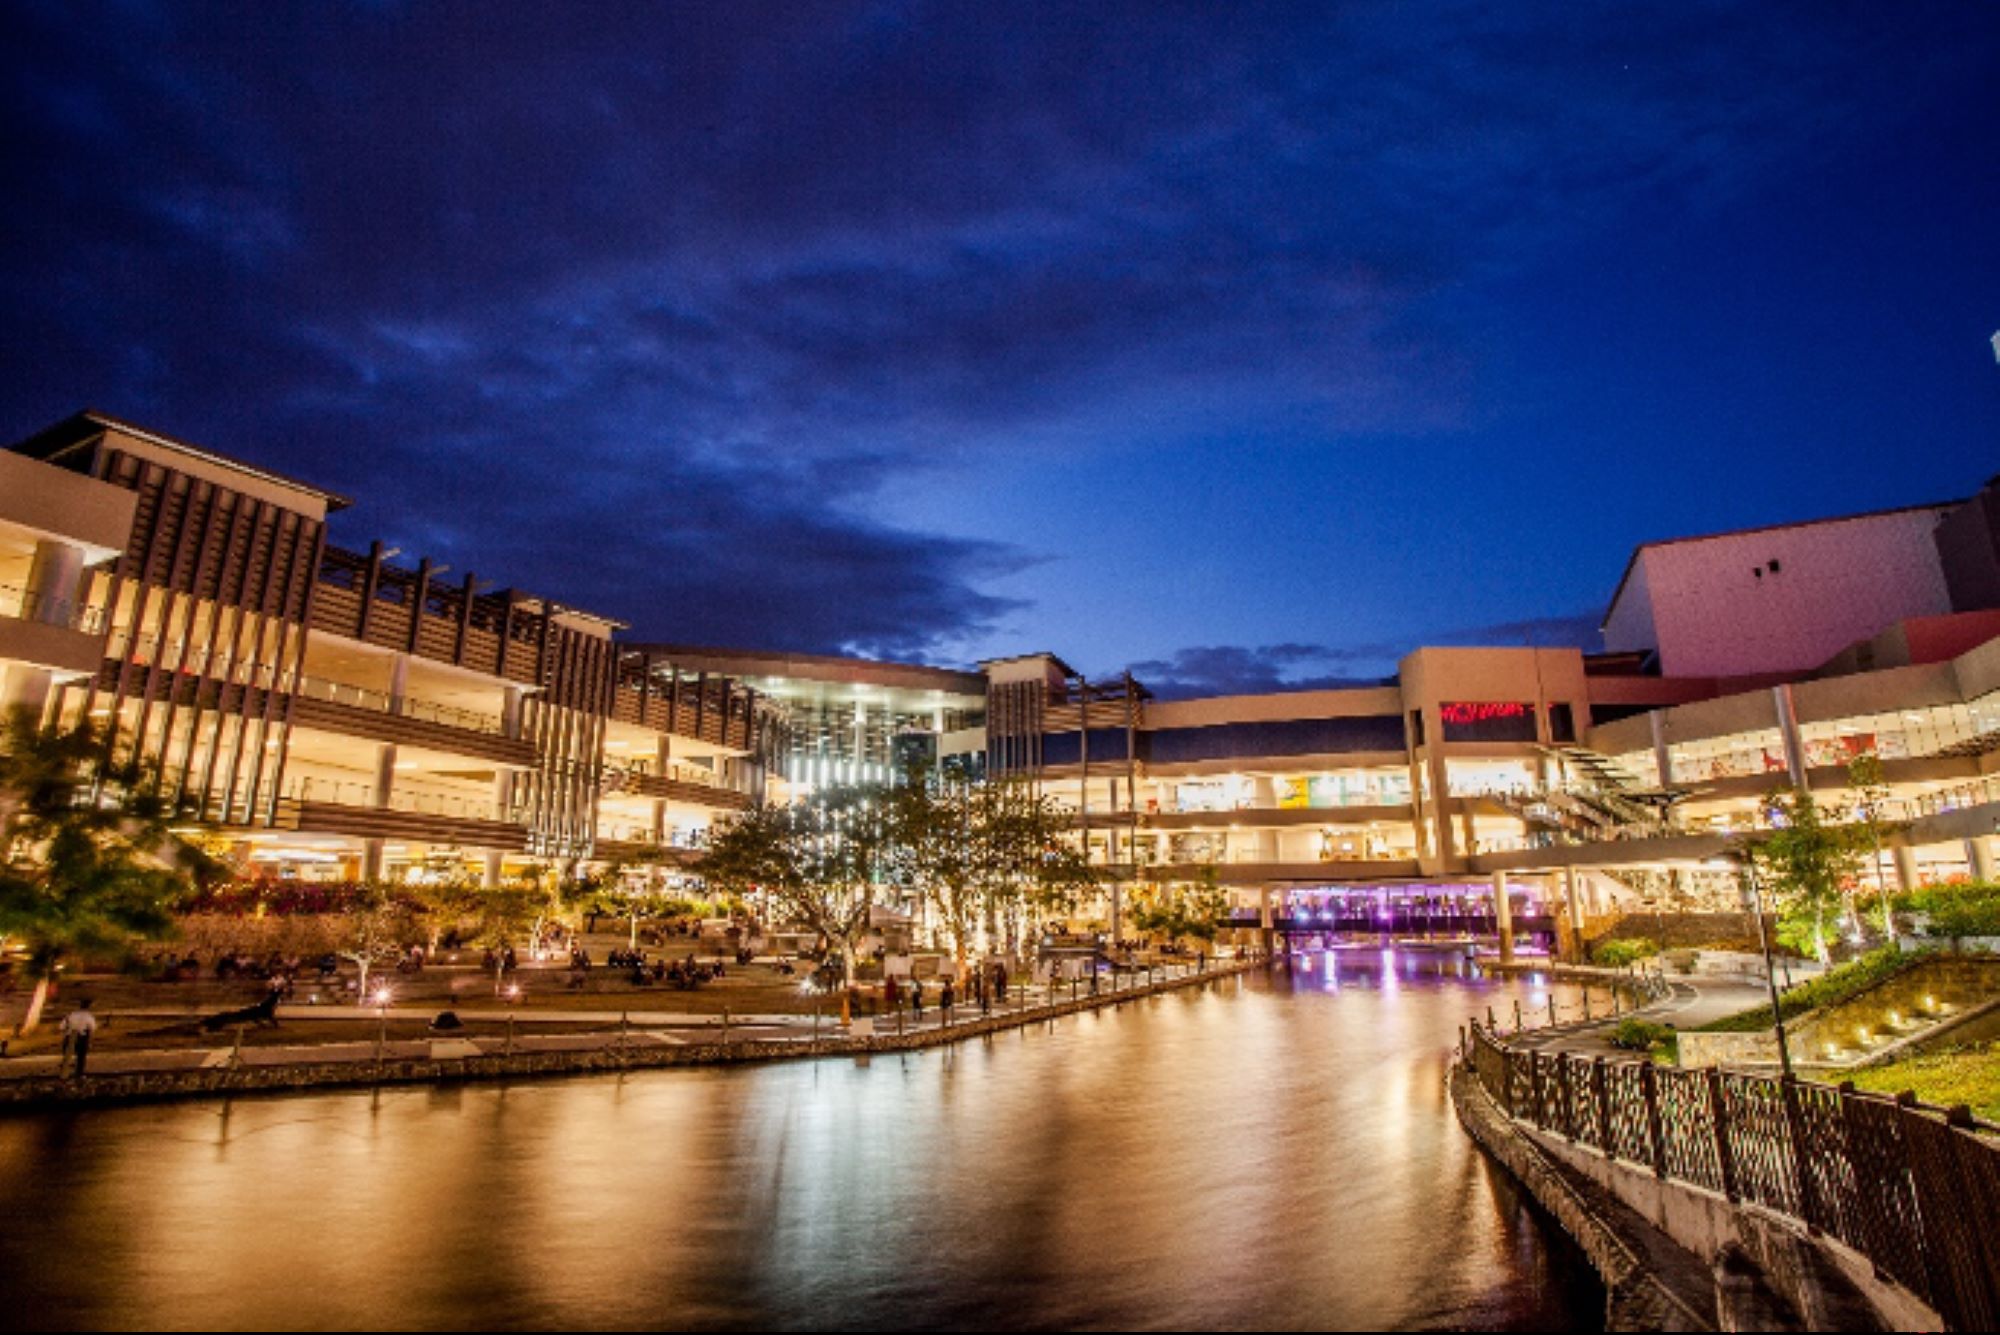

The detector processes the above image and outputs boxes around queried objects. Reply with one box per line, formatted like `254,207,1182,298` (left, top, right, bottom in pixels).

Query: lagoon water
0,955,1602,1331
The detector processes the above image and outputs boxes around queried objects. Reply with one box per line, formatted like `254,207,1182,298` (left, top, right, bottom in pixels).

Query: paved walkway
1512,976,1772,1059
0,969,1215,1084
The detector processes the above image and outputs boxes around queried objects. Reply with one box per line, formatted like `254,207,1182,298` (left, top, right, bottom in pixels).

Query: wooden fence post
1641,1063,1667,1179
1707,1067,1739,1201
1779,1073,1820,1233
1594,1056,1614,1154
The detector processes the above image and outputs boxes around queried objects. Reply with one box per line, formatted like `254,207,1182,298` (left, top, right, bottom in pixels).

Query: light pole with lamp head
1732,843,1793,1079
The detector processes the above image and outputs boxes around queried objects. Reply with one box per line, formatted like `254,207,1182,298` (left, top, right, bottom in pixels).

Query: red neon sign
1439,701,1530,725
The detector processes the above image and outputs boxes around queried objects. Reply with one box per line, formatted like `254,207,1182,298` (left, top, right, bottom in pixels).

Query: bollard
231,1023,247,1070
1582,991,1591,1022
1487,1004,1497,1029
1548,996,1557,1028
1513,998,1523,1031
721,1007,730,1044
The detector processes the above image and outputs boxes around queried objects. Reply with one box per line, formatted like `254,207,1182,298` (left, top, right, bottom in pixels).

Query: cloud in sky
1,2,1994,664
1129,613,1603,699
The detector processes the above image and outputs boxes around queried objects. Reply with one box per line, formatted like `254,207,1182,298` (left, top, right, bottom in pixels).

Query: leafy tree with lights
0,709,219,1032
888,765,1095,979
336,882,416,1000
1127,866,1229,948
702,782,893,983
1845,751,1904,946
1753,785,1867,963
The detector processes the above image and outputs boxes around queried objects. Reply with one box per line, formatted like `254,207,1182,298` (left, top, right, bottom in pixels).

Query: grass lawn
1843,1043,2000,1124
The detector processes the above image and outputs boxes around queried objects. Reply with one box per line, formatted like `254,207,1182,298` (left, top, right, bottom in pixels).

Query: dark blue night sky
3,2,1995,694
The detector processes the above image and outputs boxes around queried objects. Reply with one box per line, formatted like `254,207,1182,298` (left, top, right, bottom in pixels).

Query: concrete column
1967,837,1996,883
25,539,85,626
1428,751,1456,862
483,850,503,888
493,683,526,832
387,653,410,715
1491,870,1515,962
500,685,526,739
1893,844,1919,894
1649,710,1674,786
1563,868,1586,962
1772,685,1807,789
363,839,385,882
374,742,397,808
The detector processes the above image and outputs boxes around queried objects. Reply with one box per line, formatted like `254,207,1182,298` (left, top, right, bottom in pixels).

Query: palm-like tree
0,709,215,1033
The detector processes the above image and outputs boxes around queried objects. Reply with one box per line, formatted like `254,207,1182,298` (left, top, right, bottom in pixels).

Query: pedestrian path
0,969,1226,1088
1509,977,1771,1058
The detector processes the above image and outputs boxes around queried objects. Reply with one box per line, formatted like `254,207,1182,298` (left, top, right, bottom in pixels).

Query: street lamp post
1736,850,1794,1080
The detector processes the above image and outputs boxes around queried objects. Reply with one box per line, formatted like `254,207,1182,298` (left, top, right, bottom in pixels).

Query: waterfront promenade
0,955,1252,1107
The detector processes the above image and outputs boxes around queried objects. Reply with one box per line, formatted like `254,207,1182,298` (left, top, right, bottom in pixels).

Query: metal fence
1464,1025,2000,1330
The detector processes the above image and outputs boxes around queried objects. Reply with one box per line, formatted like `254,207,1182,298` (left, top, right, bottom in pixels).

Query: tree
703,783,892,981
0,709,217,1033
402,872,482,955
586,867,664,950
887,768,1093,980
1127,867,1229,948
1846,751,1902,946
337,883,414,1000
1753,786,1866,963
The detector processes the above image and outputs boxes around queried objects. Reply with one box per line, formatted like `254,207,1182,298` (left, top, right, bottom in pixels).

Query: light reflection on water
0,957,1603,1331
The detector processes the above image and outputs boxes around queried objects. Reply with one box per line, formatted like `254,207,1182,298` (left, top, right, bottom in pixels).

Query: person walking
910,977,925,1022
940,977,956,1024
61,1000,98,1079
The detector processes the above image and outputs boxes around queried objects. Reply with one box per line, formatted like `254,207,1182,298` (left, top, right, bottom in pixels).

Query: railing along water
1462,1023,2000,1330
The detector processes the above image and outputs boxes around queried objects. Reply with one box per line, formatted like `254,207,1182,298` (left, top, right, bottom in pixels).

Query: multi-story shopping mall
3,411,1998,946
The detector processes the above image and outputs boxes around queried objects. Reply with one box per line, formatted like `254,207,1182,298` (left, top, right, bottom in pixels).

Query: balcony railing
593,823,710,854
289,672,505,736
104,628,509,735
0,583,105,633
285,776,514,825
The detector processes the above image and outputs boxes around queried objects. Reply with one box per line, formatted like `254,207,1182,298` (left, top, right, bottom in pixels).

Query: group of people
868,960,1011,1023
560,946,731,991
146,949,302,982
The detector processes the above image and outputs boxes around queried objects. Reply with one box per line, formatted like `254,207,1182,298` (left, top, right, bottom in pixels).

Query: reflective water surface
0,957,1603,1331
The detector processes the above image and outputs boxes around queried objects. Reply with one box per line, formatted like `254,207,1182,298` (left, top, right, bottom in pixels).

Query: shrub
1593,937,1661,969
1911,880,2000,939
1608,1018,1676,1053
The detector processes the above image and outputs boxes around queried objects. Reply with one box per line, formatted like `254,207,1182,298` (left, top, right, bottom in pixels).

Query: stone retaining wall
1678,953,2000,1069
0,960,1255,1111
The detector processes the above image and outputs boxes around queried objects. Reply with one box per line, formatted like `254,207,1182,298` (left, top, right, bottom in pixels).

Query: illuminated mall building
2,410,1998,944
